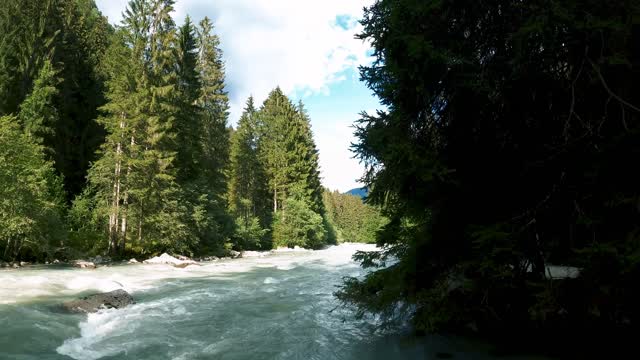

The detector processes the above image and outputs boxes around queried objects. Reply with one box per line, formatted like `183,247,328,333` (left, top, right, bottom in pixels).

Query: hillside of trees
0,0,345,262
323,189,386,244
337,0,640,357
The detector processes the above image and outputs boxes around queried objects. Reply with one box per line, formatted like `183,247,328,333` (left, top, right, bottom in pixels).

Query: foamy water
0,243,545,360
0,244,367,305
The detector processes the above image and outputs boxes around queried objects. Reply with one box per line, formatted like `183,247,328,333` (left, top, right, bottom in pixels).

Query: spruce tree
175,16,201,182
229,97,271,249
293,101,326,215
128,0,191,254
18,60,60,154
258,88,297,215
86,29,140,255
54,0,110,199
339,1,640,349
257,89,332,248
0,116,66,262
0,0,62,116
0,0,110,199
192,16,234,252
85,0,191,256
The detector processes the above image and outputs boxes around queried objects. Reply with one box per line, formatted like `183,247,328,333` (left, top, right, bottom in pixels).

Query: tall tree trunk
282,188,286,222
137,200,143,245
119,134,135,253
109,116,125,255
4,239,12,260
273,186,277,213
109,141,121,254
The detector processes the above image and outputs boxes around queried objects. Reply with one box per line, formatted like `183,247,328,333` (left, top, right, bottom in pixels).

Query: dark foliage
338,0,640,356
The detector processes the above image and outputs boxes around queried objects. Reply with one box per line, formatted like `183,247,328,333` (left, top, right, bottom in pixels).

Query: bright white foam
241,251,269,258
0,243,377,305
65,276,124,293
46,243,377,359
263,277,279,284
56,308,129,360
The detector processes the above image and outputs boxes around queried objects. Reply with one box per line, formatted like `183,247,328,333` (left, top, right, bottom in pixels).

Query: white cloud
97,0,373,122
95,0,377,192
314,117,364,192
181,1,374,123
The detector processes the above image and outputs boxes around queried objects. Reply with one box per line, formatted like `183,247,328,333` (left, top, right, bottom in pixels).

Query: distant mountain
345,187,368,199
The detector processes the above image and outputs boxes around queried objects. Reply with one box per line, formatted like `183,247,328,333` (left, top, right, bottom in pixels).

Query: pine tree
258,88,298,215
175,16,201,182
0,116,66,262
293,101,325,215
229,97,271,249
0,0,110,199
86,29,140,255
0,0,62,116
339,0,640,347
257,89,332,248
84,0,192,256
127,0,192,254
192,16,234,252
53,0,110,199
18,60,60,154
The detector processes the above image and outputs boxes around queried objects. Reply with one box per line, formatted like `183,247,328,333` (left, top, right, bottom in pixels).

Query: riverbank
0,244,320,270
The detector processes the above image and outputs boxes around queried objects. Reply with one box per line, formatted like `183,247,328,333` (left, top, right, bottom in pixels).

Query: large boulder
128,258,139,264
228,250,242,259
143,253,198,268
62,289,134,313
73,260,96,269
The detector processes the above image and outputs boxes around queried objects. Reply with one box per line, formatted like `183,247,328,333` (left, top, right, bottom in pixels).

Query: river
0,244,543,360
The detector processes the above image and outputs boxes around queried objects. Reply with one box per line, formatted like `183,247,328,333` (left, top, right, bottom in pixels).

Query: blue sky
95,0,380,192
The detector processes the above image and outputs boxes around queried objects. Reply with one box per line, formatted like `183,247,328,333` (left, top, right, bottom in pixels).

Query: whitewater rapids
0,243,544,359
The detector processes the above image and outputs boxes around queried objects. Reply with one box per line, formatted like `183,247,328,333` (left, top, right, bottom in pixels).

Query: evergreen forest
0,0,383,263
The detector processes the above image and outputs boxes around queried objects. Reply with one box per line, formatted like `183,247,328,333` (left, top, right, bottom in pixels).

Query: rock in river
73,260,96,269
143,253,198,267
62,289,135,313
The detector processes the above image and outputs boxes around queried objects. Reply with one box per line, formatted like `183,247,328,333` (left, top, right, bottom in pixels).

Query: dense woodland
337,0,640,357
0,0,385,263
323,189,387,244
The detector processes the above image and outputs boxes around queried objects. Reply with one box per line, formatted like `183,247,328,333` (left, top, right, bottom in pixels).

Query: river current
0,244,542,360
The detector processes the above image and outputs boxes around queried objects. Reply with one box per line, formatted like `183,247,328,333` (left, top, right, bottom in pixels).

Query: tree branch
589,59,640,119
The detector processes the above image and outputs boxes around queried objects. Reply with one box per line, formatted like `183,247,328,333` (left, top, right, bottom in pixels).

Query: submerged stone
62,289,134,313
